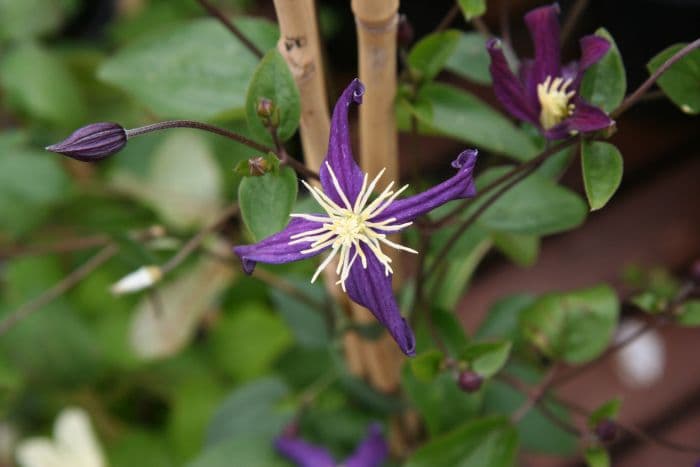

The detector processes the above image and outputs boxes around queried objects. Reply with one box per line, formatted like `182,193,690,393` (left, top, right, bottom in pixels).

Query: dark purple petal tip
451,149,478,170
349,78,365,105
46,122,127,162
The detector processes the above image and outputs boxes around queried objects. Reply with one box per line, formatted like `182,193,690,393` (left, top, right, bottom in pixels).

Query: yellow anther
537,75,576,130
289,164,418,291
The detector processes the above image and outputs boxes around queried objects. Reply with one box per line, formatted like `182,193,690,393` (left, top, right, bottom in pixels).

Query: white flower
16,407,106,467
614,319,665,389
110,265,163,295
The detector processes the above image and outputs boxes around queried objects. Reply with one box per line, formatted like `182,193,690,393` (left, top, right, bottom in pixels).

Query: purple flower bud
457,371,483,393
46,122,127,162
397,14,414,48
595,419,618,443
257,98,274,119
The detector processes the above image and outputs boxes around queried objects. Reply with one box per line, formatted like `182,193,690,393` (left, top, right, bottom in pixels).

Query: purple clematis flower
486,3,614,139
233,79,478,357
275,423,388,467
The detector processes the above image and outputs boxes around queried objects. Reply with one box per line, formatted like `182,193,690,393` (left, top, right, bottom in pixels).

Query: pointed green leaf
677,300,700,326
99,18,278,119
647,43,700,115
445,32,491,84
409,83,538,160
246,49,301,145
458,0,487,20
492,232,540,267
239,167,298,241
462,341,512,378
581,141,623,211
410,349,444,382
589,398,622,427
408,30,461,82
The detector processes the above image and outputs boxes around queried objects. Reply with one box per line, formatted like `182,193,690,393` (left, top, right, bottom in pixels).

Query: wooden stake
272,0,330,171
272,0,366,376
351,0,404,393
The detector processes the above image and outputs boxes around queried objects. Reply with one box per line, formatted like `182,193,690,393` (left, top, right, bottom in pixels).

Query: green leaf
476,169,588,236
205,377,293,447
401,365,482,436
108,431,173,467
647,43,700,115
492,232,540,267
462,341,512,377
188,437,287,467
0,41,85,125
458,0,487,20
0,0,77,42
476,294,535,340
589,398,622,427
408,31,461,82
246,50,301,144
677,300,700,326
405,417,518,467
0,133,70,237
410,349,444,382
580,28,626,113
239,167,298,241
519,284,620,364
581,141,623,211
445,32,491,85
209,303,293,381
99,18,278,120
585,447,611,467
408,83,538,160
269,279,329,348
111,131,223,229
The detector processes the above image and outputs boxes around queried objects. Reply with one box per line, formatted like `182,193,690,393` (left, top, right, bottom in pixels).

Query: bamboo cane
351,0,404,393
272,0,366,376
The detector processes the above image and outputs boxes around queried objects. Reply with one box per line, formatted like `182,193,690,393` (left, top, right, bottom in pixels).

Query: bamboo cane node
276,37,316,82
354,13,399,35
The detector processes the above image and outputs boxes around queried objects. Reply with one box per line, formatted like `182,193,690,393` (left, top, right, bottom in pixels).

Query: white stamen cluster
537,75,576,130
289,163,418,291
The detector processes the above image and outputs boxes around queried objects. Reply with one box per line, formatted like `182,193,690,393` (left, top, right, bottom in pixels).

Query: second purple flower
486,3,614,140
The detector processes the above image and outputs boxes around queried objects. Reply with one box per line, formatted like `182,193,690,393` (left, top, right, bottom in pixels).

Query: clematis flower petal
545,99,614,139
275,436,335,467
345,424,388,467
524,4,562,84
376,149,478,226
345,246,416,356
571,35,611,88
234,218,328,274
487,40,539,124
319,79,365,208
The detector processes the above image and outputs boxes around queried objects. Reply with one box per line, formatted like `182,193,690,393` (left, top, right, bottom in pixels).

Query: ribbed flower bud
46,122,127,162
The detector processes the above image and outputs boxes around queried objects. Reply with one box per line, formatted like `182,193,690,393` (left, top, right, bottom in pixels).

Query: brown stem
0,244,119,336
499,0,512,51
471,16,492,37
435,3,460,33
555,394,700,454
161,203,239,274
126,120,272,153
425,165,536,279
512,365,559,422
431,138,579,230
195,0,263,58
560,0,590,46
612,38,700,119
270,127,320,180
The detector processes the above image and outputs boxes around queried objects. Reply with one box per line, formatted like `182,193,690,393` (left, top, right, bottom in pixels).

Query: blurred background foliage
0,0,699,466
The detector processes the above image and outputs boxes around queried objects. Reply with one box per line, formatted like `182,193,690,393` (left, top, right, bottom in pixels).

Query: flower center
537,75,576,130
288,163,418,291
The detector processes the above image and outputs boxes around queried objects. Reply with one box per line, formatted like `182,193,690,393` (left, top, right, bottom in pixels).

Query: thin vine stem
126,120,272,153
195,0,263,58
612,37,700,119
